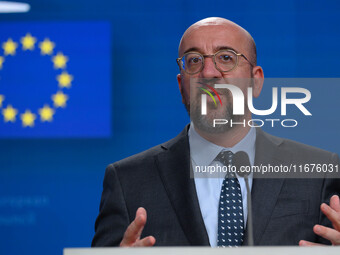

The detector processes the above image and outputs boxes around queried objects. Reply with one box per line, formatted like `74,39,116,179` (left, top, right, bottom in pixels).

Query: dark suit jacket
92,125,340,246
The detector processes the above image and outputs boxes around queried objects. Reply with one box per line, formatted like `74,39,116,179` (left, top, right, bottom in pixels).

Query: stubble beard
183,88,245,134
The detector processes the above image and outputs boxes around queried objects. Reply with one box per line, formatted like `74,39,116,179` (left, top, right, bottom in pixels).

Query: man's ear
252,66,264,98
177,73,185,104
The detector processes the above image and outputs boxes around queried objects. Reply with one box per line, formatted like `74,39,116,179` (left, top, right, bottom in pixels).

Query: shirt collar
188,122,256,167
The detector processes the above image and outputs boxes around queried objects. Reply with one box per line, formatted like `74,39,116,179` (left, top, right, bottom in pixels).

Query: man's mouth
197,82,223,104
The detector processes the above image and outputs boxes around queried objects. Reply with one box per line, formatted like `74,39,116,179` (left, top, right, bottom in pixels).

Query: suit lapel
243,128,290,245
155,126,210,246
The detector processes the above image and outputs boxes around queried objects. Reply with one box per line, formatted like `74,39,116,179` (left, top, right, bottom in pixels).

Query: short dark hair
248,35,257,66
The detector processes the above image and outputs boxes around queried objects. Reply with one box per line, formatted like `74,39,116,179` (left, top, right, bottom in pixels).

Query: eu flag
0,22,111,138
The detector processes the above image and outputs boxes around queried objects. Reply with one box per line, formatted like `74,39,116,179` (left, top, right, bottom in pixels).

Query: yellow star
2,38,18,56
52,52,68,69
38,104,55,122
21,33,37,51
2,104,18,122
39,38,55,55
57,71,73,88
0,56,4,69
52,91,68,108
0,95,4,108
20,110,36,127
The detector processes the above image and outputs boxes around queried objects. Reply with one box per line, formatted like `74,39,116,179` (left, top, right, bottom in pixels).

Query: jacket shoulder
259,128,338,160
108,125,189,173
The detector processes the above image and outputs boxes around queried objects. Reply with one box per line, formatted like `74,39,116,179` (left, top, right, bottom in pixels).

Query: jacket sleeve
92,164,130,246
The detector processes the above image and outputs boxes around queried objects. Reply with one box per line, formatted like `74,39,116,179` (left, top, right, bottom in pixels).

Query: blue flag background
0,1,340,255
0,22,111,137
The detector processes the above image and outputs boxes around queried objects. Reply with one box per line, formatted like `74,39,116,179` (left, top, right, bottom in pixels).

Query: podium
64,247,340,255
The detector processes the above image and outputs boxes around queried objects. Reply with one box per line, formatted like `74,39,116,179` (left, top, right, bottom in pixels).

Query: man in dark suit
92,17,340,247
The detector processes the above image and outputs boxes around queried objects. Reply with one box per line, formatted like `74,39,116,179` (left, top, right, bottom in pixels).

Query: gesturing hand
300,195,340,246
120,207,156,247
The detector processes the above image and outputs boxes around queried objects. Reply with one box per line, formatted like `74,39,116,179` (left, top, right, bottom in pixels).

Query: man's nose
200,57,222,78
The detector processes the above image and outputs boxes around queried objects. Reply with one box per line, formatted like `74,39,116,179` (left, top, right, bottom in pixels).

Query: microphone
233,151,254,246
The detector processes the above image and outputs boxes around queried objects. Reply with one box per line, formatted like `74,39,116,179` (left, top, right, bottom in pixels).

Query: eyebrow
183,46,239,55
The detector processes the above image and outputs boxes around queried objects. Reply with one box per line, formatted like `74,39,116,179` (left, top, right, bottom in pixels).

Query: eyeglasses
176,49,253,75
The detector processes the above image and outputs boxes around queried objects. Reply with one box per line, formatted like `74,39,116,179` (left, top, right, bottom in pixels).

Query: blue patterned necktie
216,151,244,247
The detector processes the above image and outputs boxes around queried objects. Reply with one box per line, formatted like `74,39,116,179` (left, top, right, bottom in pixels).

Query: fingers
321,200,340,231
330,195,340,213
120,207,147,247
299,240,324,246
133,236,156,247
134,207,148,240
313,224,340,245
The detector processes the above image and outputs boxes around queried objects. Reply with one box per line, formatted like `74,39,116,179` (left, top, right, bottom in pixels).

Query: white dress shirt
189,124,256,247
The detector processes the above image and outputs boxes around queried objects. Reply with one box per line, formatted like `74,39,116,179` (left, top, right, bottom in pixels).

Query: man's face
177,24,256,133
